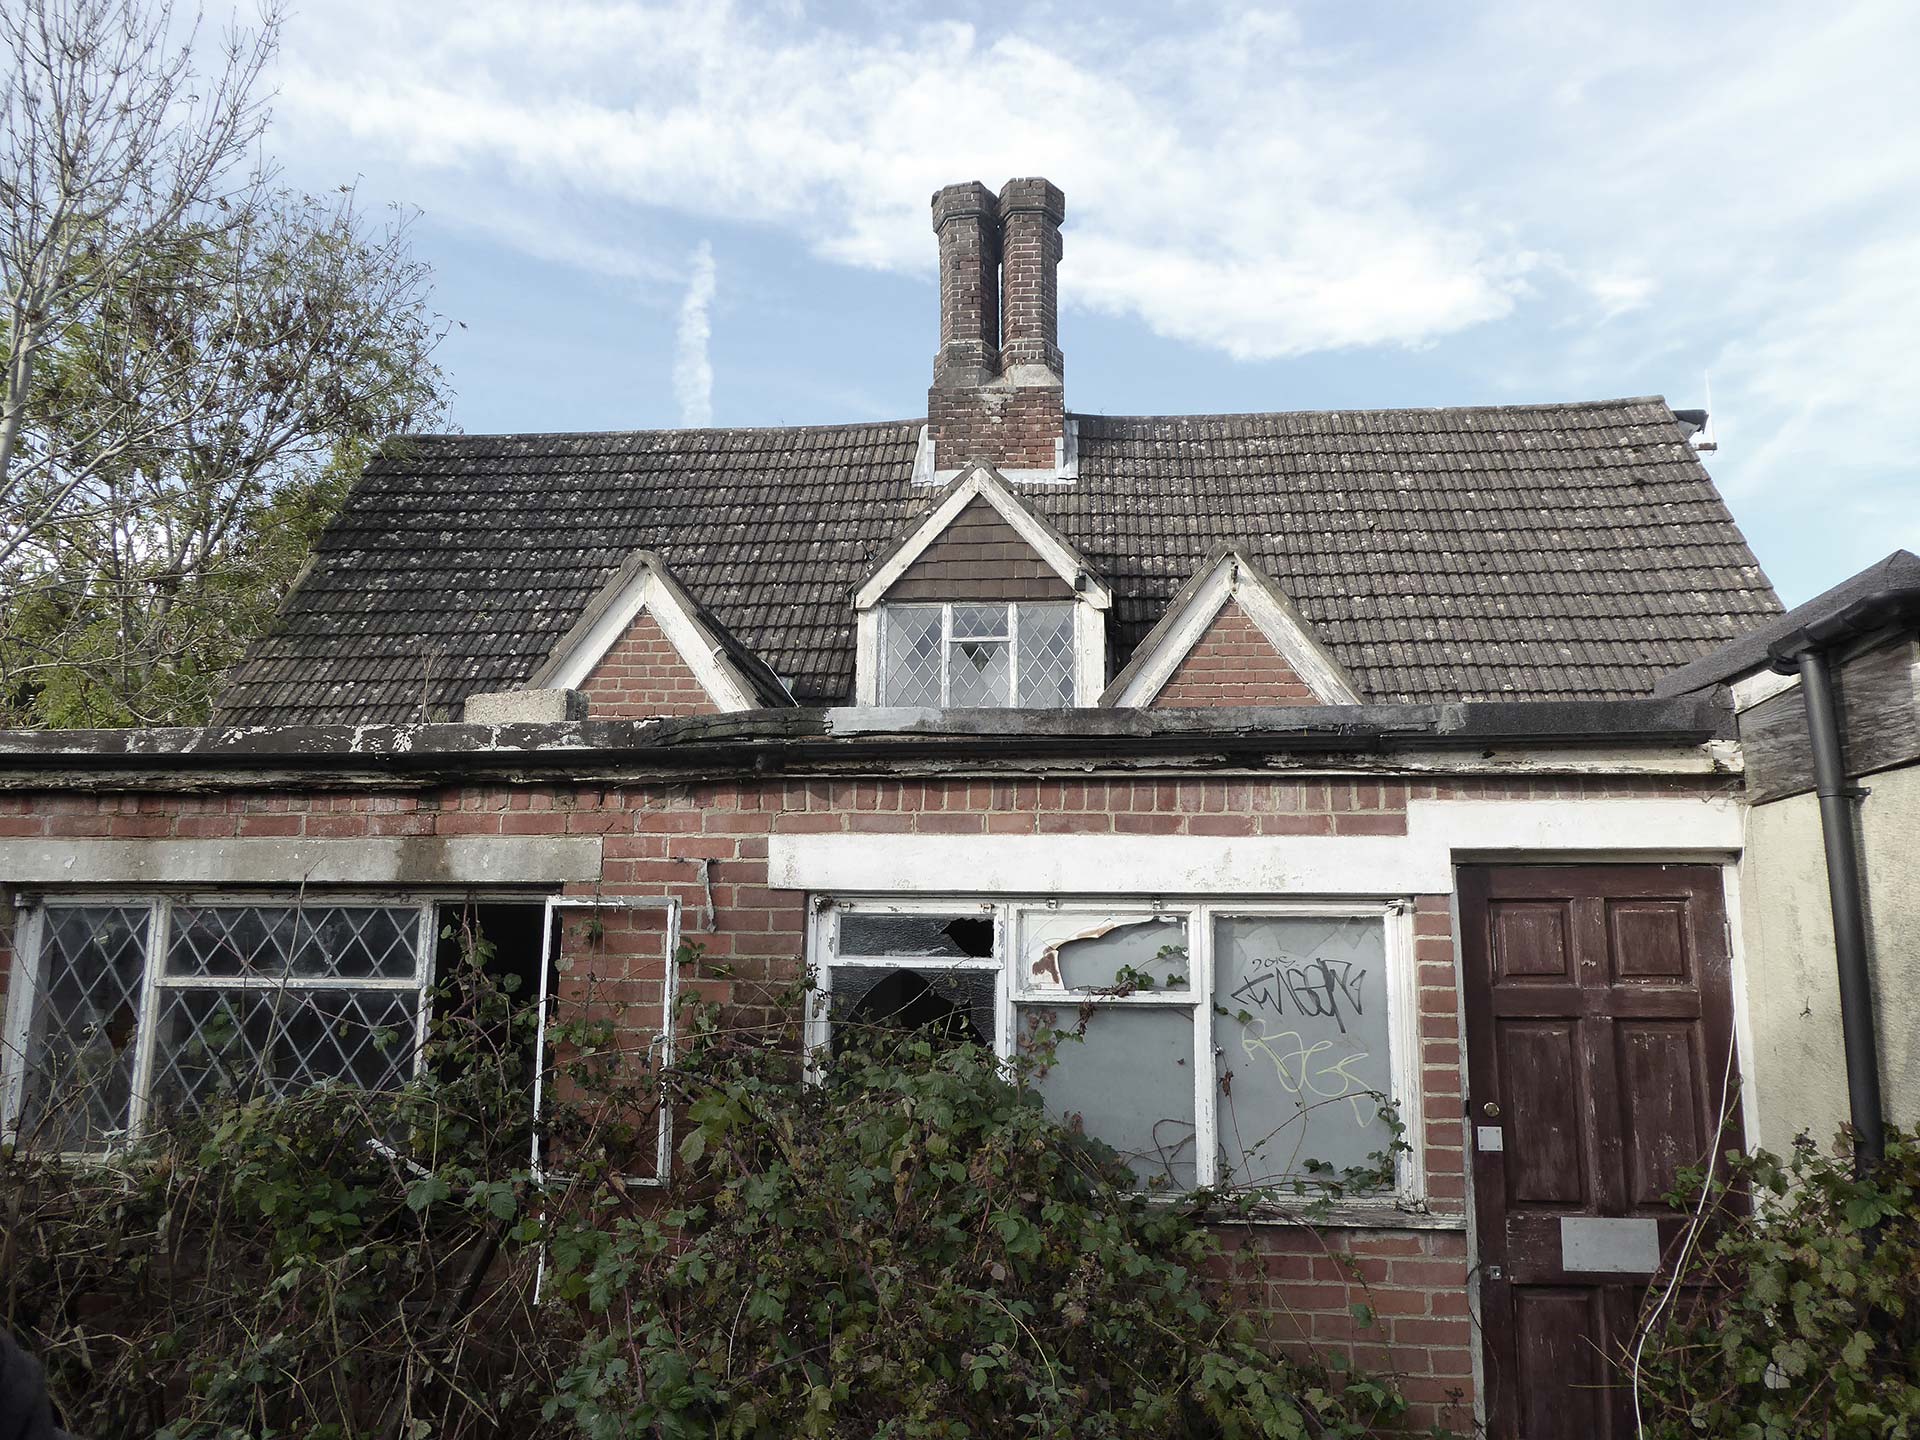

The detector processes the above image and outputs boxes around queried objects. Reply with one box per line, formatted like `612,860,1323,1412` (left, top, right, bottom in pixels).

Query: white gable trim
530,560,759,711
853,466,1112,613
1104,552,1360,707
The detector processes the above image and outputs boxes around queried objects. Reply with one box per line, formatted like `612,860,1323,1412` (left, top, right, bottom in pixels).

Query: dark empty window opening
830,967,994,1054
432,902,550,1081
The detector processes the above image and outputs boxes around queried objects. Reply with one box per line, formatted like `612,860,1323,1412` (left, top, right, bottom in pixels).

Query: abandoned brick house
3,176,1817,1438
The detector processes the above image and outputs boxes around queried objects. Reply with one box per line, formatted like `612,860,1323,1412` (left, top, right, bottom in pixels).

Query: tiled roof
215,397,1781,725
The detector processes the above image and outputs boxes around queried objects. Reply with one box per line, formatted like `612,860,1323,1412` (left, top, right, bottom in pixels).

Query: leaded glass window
6,900,432,1153
14,906,152,1151
877,602,1080,707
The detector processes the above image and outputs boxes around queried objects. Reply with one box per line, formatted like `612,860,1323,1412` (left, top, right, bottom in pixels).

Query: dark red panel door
1458,865,1740,1440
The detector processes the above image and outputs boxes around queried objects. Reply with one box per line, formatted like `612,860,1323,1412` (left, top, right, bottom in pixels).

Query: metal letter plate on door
1475,1125,1504,1152
1559,1216,1661,1273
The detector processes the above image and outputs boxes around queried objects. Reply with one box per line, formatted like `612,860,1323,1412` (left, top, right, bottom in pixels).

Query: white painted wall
1740,764,1920,1149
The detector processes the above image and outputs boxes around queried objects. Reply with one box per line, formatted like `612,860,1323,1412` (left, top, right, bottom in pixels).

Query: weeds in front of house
2,929,1440,1439
1629,1127,1920,1440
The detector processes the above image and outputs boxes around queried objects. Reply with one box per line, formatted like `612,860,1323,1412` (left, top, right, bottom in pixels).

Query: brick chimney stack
925,177,1068,478
995,178,1065,381
931,181,1000,388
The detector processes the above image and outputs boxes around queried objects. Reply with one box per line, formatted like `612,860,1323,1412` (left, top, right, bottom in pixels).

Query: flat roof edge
0,697,1732,773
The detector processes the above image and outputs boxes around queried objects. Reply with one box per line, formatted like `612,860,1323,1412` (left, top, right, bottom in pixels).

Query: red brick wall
577,612,720,719
927,382,1063,473
1151,601,1321,707
3,768,1741,1423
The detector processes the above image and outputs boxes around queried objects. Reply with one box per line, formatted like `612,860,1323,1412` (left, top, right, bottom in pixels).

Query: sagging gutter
0,697,1736,792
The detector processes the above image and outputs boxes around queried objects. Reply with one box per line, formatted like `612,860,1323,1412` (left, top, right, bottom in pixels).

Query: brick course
577,612,720,719
1152,600,1321,707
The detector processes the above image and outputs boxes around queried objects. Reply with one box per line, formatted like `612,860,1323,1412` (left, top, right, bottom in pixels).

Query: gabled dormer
1101,543,1363,708
526,549,793,717
853,466,1110,707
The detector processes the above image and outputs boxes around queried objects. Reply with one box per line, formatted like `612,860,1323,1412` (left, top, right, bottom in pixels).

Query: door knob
1481,1101,1500,1118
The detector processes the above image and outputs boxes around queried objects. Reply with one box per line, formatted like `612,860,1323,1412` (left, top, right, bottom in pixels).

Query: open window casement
852,467,1110,707
532,896,681,1186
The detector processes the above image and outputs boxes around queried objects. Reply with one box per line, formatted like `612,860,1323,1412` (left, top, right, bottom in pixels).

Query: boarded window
1212,915,1396,1188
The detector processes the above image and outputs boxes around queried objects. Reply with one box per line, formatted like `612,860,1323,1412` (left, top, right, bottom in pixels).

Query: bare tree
0,0,278,573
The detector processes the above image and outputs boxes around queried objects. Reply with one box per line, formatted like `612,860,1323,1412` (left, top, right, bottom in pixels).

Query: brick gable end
1151,600,1321,707
579,611,720,719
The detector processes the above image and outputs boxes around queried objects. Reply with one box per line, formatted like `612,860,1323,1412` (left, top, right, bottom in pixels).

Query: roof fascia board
1102,546,1362,706
853,466,1112,611
530,552,759,711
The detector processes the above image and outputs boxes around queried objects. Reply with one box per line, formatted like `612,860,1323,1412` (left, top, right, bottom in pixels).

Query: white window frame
875,601,1085,708
805,893,1423,1208
530,894,682,1189
0,892,526,1154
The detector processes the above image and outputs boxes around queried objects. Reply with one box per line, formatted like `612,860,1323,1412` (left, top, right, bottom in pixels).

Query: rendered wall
1740,761,1920,1150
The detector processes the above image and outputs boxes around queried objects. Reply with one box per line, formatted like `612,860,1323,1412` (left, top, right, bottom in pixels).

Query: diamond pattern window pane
1016,603,1076,706
165,905,421,979
17,906,149,1151
146,986,422,1123
949,635,1011,706
881,606,942,705
950,604,1009,641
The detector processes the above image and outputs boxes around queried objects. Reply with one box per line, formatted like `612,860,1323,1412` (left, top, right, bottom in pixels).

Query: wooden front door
1458,865,1740,1440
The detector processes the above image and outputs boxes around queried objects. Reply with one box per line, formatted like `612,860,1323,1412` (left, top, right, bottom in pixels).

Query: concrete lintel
1,836,602,887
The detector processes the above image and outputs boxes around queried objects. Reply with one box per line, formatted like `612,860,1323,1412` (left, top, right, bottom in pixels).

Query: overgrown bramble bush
1631,1128,1920,1440
2,933,1420,1439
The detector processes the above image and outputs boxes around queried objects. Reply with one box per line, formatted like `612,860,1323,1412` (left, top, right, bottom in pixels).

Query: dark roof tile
214,400,1781,725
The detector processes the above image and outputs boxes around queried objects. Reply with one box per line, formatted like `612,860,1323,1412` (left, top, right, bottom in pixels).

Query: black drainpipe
1794,647,1887,1173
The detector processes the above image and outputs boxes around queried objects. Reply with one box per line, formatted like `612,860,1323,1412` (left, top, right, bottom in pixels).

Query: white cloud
269,1,1532,358
263,0,1920,598
673,240,716,427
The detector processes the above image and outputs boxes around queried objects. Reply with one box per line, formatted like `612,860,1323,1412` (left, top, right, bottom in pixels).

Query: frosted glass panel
1212,915,1396,1188
1019,1004,1196,1190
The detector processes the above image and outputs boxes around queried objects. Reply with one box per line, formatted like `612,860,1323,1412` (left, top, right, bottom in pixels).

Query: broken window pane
1022,912,1191,993
1018,1004,1196,1190
1016,603,1076,706
16,906,150,1152
1212,915,1396,1190
166,905,422,980
837,912,995,959
829,965,997,1050
146,985,423,1123
880,605,942,706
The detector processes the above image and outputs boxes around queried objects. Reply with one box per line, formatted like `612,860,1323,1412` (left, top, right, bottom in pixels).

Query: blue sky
267,0,1920,605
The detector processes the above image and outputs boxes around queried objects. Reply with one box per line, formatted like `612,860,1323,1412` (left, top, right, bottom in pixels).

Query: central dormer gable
853,466,1109,708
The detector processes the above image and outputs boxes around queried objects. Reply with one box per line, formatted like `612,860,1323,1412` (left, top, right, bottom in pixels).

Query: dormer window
880,601,1076,707
853,467,1111,710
